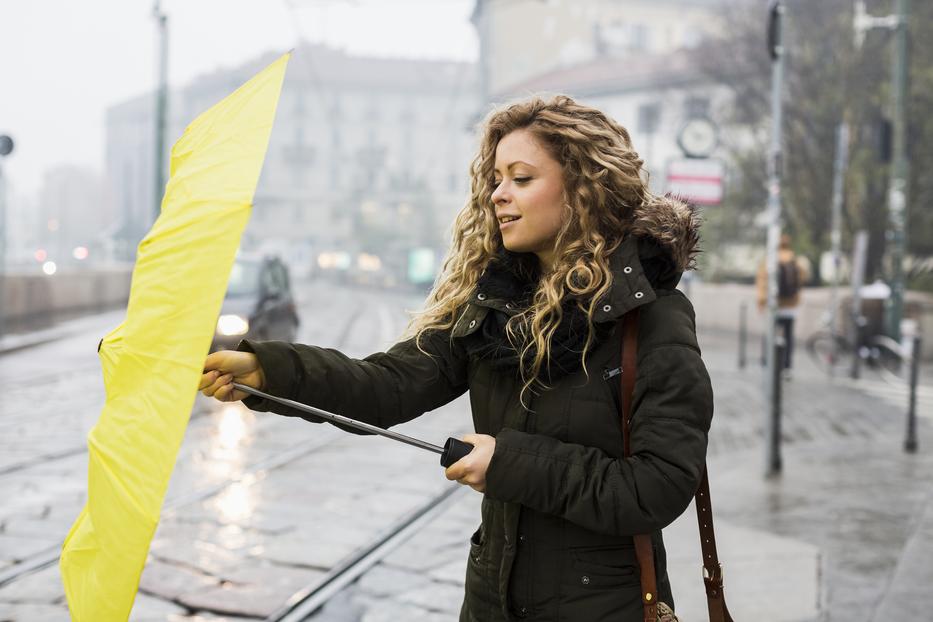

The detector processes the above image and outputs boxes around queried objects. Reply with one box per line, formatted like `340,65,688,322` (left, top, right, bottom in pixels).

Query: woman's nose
491,182,508,205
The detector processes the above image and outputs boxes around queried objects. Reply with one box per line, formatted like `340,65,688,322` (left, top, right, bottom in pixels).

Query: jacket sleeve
235,328,469,433
483,342,713,536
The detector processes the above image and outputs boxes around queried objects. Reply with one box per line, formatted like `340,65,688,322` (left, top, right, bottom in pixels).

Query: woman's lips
499,216,520,231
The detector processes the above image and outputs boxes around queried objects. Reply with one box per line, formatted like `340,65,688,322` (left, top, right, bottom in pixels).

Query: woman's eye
490,177,530,187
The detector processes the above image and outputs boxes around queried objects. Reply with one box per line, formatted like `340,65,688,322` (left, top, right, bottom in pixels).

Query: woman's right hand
200,350,266,402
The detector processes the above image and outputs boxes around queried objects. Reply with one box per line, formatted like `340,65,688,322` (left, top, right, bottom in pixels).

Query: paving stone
0,564,64,604
397,580,465,614
219,561,325,587
129,590,188,620
357,565,431,597
168,613,257,622
0,602,70,622
176,566,321,618
358,599,441,622
149,538,245,577
138,557,220,602
426,557,469,585
0,534,59,563
380,539,464,573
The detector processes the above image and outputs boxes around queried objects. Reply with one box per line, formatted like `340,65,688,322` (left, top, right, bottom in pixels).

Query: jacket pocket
464,524,499,621
568,544,639,587
466,524,487,578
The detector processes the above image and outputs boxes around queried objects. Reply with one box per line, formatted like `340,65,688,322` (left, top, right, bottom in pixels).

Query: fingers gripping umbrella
232,383,474,467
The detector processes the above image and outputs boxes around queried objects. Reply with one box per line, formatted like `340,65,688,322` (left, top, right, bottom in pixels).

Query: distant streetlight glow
34,248,47,262
73,246,89,260
357,253,382,272
42,261,57,275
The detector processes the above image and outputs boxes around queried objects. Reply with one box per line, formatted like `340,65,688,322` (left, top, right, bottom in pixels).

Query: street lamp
764,1,785,477
854,0,911,340
153,1,169,223
0,134,13,339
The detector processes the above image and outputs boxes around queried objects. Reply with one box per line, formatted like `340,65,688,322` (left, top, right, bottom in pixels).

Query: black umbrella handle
441,438,474,468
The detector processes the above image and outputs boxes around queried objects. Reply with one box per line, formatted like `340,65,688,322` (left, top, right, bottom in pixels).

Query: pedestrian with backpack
756,234,811,377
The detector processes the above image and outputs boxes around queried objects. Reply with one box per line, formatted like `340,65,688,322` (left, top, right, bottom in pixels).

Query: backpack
778,259,800,299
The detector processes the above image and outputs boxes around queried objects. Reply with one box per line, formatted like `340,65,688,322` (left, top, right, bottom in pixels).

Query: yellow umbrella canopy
60,52,290,621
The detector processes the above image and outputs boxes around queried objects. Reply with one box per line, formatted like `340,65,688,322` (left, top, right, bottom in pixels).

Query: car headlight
217,314,249,336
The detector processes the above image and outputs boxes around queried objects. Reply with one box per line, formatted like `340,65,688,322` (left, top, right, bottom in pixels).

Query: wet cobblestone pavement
1,282,930,621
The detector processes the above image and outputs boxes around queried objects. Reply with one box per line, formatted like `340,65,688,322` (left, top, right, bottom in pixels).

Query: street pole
850,231,869,380
765,1,785,477
0,161,6,340
0,135,13,341
886,0,910,341
153,1,169,223
854,0,911,341
828,122,850,376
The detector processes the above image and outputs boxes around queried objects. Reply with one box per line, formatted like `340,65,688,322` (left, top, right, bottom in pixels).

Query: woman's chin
501,234,527,253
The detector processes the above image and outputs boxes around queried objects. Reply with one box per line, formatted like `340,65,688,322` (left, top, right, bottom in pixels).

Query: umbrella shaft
230,383,444,455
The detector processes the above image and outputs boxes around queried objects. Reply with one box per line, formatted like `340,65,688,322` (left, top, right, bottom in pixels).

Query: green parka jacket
238,196,713,621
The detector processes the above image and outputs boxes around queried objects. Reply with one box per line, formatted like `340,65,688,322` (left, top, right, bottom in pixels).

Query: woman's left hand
445,434,495,493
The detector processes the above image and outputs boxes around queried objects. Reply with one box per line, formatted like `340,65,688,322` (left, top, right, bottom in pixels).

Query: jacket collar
463,236,655,325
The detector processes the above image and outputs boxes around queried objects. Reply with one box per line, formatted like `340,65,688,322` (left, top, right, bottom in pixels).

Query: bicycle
806,312,912,384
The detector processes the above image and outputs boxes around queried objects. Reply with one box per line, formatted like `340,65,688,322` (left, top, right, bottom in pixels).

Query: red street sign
665,158,724,205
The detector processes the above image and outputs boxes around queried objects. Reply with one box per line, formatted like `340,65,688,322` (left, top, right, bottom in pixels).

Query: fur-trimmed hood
629,193,701,274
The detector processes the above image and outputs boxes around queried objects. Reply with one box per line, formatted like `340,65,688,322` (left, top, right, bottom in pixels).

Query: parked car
211,254,300,351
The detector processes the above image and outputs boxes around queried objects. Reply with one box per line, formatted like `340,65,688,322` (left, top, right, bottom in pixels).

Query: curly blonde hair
401,94,651,404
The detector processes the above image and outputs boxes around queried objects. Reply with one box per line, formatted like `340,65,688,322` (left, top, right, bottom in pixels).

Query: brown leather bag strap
696,468,733,622
618,310,733,622
619,310,658,621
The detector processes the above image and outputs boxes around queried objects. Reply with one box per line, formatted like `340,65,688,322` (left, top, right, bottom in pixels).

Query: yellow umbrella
60,52,290,621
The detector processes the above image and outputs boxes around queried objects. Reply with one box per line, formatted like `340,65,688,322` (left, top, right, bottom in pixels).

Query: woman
200,95,713,621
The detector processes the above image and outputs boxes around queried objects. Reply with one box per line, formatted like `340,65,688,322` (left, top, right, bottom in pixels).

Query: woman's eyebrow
493,160,537,173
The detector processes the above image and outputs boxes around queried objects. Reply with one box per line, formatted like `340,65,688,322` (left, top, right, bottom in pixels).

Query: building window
685,96,710,119
637,102,662,134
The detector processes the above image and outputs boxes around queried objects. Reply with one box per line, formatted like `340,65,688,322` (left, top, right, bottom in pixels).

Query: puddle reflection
218,403,254,450
214,481,256,524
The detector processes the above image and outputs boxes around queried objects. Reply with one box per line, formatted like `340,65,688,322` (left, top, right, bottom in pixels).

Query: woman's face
491,129,567,269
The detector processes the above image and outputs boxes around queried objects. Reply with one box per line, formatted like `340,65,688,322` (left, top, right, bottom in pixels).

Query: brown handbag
619,309,734,622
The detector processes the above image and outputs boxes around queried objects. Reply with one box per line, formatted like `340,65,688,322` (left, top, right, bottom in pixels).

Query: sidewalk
311,327,933,621
0,308,126,355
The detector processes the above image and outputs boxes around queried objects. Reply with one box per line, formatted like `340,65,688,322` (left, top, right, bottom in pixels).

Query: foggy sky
0,0,477,205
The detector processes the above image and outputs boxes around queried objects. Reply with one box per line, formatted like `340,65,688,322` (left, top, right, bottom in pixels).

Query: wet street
1,280,932,621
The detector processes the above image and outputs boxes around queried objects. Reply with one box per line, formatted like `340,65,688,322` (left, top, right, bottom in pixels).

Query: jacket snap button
602,304,612,312
581,575,590,585
519,607,528,617
623,266,633,274
634,291,644,299
518,534,525,543
505,302,512,309
469,320,477,329
477,293,487,301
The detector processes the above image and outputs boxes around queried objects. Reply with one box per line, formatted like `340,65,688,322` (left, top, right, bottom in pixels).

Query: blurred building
471,0,730,102
493,50,734,194
35,165,110,268
105,42,480,270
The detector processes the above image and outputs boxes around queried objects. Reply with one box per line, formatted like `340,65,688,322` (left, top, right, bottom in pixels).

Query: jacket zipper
602,366,622,381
